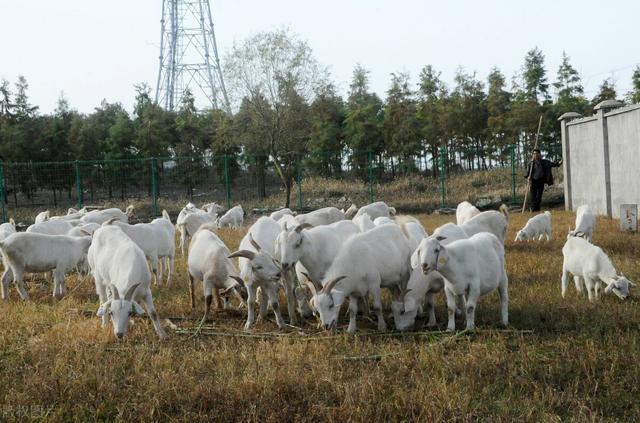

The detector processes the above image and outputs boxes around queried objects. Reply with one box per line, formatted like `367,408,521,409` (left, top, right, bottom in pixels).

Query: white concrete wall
607,107,640,218
566,118,608,215
562,104,640,218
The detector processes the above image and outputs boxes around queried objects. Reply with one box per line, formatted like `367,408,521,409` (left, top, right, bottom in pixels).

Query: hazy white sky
1,0,638,113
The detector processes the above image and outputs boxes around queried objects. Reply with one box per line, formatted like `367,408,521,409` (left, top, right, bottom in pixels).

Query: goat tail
389,207,397,216
162,210,170,221
499,204,509,219
9,218,15,226
544,211,552,217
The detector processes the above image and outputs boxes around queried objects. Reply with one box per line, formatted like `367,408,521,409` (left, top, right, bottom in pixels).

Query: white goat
354,201,396,220
217,205,244,230
188,224,245,318
89,225,167,339
352,212,375,232
304,224,411,333
149,210,176,284
459,204,509,244
397,228,471,330
81,205,134,225
103,217,169,285
568,205,596,242
26,219,74,235
515,211,552,241
419,232,509,331
270,208,294,221
456,201,480,225
176,204,218,255
561,236,634,301
50,207,87,221
0,232,91,299
230,223,285,330
295,207,345,227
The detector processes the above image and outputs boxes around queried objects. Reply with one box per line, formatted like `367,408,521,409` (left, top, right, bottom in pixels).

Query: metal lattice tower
155,0,230,112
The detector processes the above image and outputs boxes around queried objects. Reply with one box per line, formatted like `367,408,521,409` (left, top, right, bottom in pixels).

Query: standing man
524,149,562,212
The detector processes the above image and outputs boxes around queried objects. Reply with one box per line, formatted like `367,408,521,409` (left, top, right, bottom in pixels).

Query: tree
486,67,511,164
591,78,618,109
627,66,640,104
553,52,588,116
383,72,420,175
416,65,446,176
133,84,174,158
344,65,384,176
225,28,325,207
308,83,345,176
522,47,549,103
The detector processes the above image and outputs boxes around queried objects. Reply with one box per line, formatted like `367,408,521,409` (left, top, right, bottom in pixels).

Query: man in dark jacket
524,149,562,212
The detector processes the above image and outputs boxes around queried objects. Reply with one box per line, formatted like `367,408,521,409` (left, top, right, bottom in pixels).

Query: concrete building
559,100,640,218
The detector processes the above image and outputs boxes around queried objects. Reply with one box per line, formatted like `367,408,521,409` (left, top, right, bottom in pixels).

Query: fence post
367,150,374,203
438,147,446,208
150,158,159,216
74,160,83,209
296,155,303,212
510,144,517,205
223,154,231,209
0,162,6,223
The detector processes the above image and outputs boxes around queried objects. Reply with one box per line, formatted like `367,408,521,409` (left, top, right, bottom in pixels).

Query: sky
0,0,638,114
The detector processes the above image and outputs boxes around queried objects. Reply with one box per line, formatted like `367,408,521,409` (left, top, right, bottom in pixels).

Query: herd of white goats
0,200,634,340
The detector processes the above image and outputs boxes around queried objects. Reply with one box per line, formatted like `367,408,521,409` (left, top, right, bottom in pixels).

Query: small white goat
188,223,245,318
354,201,396,220
304,224,411,333
459,204,509,244
561,236,634,301
419,232,509,331
515,211,552,241
456,201,480,225
90,225,167,339
26,219,74,236
568,205,596,242
0,232,91,299
295,207,345,227
81,205,134,225
217,205,244,230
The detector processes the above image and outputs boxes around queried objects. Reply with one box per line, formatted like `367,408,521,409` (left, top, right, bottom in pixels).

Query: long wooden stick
521,115,544,213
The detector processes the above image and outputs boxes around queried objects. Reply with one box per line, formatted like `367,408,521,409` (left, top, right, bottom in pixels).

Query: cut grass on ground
1,209,639,421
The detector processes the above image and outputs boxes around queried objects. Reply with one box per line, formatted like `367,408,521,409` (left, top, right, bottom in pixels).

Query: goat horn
109,284,120,300
248,233,262,252
321,276,347,294
304,281,318,297
228,250,256,261
229,275,245,286
301,272,322,291
103,216,118,226
124,283,141,301
283,222,288,231
295,223,313,233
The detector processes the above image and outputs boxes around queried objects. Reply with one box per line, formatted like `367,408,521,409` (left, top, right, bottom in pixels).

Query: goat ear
96,300,111,317
410,249,421,269
228,250,256,261
132,302,145,316
605,282,615,294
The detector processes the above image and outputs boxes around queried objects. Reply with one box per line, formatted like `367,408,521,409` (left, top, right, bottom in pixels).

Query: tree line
1,29,639,206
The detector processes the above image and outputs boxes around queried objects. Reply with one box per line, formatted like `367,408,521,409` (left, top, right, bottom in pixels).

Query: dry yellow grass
1,210,639,421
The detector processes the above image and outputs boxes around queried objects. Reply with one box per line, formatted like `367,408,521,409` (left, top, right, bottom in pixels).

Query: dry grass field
1,209,639,421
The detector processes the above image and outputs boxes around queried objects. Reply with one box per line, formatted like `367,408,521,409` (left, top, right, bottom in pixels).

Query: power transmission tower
155,0,230,112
